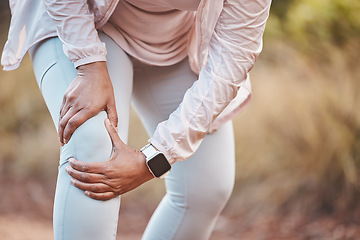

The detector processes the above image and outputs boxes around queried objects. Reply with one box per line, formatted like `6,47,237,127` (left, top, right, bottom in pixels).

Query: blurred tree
270,0,360,57
286,0,360,45
270,0,296,20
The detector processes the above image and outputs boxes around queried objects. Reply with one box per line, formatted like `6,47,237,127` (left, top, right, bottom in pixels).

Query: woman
1,0,271,239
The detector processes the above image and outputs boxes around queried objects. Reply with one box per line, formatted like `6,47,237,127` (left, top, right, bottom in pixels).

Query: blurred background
0,0,360,239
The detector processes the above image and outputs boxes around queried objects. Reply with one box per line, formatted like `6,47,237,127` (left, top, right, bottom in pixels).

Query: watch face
147,153,171,178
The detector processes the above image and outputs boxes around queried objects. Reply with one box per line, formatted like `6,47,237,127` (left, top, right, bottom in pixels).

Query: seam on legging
111,197,120,240
60,134,77,240
60,162,71,240
56,39,76,240
168,163,189,240
38,38,57,93
39,62,57,93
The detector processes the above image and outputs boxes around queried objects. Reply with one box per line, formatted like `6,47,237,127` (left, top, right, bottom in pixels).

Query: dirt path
1,213,359,240
1,178,359,240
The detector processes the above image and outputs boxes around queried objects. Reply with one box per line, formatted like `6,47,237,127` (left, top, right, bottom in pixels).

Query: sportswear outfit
1,0,271,239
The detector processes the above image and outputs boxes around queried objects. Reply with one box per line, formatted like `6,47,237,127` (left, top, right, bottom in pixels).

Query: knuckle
88,192,95,199
109,184,118,193
67,119,77,128
113,116,119,124
81,164,89,172
63,93,69,102
59,118,66,128
63,131,70,141
103,194,111,201
84,104,96,115
72,179,78,187
104,164,114,175
81,173,88,181
107,178,117,188
113,185,122,193
100,174,108,183
88,107,97,115
90,185,99,192
65,92,74,102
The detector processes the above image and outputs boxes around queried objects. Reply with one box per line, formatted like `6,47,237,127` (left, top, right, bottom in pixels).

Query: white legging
29,32,235,240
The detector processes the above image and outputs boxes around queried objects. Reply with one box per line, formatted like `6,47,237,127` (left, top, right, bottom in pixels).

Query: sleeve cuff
73,55,107,68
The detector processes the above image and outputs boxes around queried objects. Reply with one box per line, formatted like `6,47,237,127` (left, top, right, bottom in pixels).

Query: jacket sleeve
42,0,107,67
149,0,272,164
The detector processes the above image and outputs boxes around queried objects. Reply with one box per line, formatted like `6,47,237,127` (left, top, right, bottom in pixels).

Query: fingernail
85,191,90,196
70,179,75,184
65,166,69,172
106,119,111,125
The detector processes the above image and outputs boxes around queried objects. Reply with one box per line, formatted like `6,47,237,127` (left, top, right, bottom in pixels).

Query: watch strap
140,143,158,162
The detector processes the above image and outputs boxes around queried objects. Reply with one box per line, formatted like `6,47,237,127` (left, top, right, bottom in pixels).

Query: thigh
29,32,133,240
132,58,235,239
131,57,197,135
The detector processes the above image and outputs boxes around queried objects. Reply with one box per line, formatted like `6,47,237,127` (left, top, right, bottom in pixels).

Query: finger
70,178,112,193
68,158,106,174
58,107,80,145
85,191,116,201
104,119,123,148
59,94,70,120
62,110,95,144
65,165,105,183
106,100,118,128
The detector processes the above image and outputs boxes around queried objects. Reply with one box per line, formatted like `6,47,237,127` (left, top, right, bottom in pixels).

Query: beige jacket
1,0,272,163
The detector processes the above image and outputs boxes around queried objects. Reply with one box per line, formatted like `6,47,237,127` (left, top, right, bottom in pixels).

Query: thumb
107,101,118,128
105,118,124,148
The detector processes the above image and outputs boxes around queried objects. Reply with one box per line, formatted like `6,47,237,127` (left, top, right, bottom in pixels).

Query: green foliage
230,0,360,216
287,0,359,45
231,41,360,218
268,0,360,55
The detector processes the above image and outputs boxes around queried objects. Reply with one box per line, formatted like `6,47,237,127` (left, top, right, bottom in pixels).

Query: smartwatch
140,143,171,178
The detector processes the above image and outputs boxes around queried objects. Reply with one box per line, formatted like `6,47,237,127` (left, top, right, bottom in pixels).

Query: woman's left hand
65,119,154,201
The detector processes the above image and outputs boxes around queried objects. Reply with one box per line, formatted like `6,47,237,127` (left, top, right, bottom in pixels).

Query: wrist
77,61,108,75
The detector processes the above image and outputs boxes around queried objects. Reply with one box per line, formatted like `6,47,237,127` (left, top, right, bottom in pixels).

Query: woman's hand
59,61,118,146
65,119,154,200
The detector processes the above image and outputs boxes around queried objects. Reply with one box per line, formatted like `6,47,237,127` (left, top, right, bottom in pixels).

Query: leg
29,32,133,240
132,58,235,240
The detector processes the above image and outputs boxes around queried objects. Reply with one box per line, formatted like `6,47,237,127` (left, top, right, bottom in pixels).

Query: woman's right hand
58,61,118,146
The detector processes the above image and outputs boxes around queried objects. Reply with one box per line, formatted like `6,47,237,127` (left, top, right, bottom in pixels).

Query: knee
169,177,234,216
194,179,234,214
60,111,113,164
